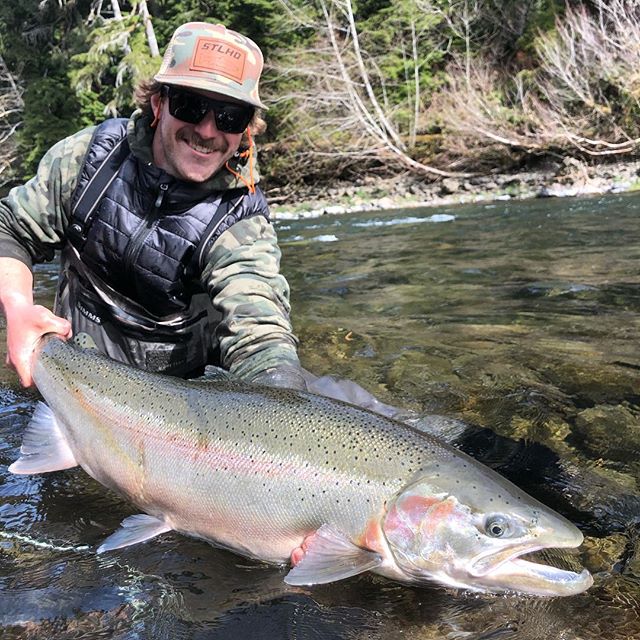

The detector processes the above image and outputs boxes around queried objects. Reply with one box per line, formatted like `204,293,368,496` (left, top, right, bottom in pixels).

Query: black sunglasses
163,86,254,134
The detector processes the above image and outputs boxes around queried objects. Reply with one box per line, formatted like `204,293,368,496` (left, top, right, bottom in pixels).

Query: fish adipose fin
97,514,172,554
284,524,382,586
8,402,78,474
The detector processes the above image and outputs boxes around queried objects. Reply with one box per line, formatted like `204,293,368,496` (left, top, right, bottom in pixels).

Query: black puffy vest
68,118,268,317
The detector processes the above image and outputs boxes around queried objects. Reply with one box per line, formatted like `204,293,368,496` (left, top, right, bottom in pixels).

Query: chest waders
55,121,251,378
54,245,221,377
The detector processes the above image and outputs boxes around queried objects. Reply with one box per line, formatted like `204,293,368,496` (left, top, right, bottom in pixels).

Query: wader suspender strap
65,244,197,332
68,123,250,274
194,190,246,270
68,131,131,248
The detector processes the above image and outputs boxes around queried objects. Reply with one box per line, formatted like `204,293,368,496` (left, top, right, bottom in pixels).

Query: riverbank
269,157,640,220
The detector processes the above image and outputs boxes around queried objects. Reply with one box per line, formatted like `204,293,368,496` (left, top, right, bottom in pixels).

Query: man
0,21,399,417
0,22,303,388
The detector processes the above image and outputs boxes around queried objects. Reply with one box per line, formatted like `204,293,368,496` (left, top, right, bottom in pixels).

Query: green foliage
2,0,640,185
359,0,446,115
0,0,90,177
76,91,110,127
435,0,564,64
516,0,564,53
152,0,286,55
0,0,72,77
18,76,83,176
69,15,158,118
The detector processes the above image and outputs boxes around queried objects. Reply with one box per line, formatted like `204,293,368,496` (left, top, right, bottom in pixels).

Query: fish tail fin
8,402,78,474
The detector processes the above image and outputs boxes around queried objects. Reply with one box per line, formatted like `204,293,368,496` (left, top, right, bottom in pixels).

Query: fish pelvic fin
97,514,172,554
8,402,78,474
284,524,382,586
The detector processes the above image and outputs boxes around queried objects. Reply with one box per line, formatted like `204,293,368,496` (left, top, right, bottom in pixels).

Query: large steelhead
10,337,592,596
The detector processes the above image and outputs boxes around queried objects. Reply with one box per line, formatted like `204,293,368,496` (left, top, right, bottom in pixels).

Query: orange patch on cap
191,38,247,83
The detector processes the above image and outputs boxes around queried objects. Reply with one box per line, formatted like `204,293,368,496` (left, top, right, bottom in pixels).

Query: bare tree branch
430,0,640,166
138,0,160,57
111,0,123,20
0,54,24,187
270,0,470,178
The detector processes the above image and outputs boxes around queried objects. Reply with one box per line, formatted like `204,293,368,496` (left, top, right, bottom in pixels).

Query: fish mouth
476,554,593,596
470,541,593,596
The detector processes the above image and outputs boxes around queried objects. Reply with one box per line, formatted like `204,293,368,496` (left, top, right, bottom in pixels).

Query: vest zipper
122,182,169,276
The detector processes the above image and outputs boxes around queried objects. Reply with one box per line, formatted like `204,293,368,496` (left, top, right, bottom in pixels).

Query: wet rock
502,177,521,188
611,181,633,193
439,178,460,195
537,185,555,198
538,182,579,197
376,196,396,209
322,205,347,215
384,350,467,413
272,159,640,220
538,358,640,406
628,535,640,579
532,157,562,174
573,404,640,461
582,534,629,573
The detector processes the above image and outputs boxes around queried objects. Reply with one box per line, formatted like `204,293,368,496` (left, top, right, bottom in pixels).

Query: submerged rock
574,404,640,462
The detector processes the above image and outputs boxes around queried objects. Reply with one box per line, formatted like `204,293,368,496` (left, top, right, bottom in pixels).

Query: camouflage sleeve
0,126,95,267
200,214,301,380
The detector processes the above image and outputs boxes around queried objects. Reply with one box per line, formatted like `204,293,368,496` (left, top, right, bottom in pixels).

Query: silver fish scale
33,338,463,562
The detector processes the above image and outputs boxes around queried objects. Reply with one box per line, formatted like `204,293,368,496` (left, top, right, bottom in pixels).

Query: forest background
1,0,640,205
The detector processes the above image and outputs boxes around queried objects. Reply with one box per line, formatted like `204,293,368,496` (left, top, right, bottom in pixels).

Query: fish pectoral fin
96,514,172,554
8,402,78,474
284,524,382,586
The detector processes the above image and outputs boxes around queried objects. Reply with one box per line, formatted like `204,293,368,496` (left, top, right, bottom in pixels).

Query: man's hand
0,257,72,387
303,372,400,418
248,364,309,391
248,363,402,419
4,301,71,387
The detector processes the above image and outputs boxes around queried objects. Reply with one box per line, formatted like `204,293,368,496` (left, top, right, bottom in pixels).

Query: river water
1,192,639,638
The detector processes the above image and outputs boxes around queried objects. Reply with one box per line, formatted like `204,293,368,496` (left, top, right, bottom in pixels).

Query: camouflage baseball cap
155,22,266,109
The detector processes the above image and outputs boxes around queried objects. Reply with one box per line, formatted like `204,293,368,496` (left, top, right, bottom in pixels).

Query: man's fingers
18,370,33,388
31,313,72,342
5,307,70,387
32,306,71,337
49,320,72,339
5,350,34,387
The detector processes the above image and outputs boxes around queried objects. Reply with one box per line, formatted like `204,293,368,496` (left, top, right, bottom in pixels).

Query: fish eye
484,515,511,538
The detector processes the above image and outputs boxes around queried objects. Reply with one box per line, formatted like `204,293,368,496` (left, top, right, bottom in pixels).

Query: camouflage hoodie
0,111,300,380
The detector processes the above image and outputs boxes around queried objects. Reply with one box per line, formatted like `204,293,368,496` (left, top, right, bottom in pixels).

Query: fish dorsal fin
8,402,78,474
97,514,172,554
284,524,382,586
